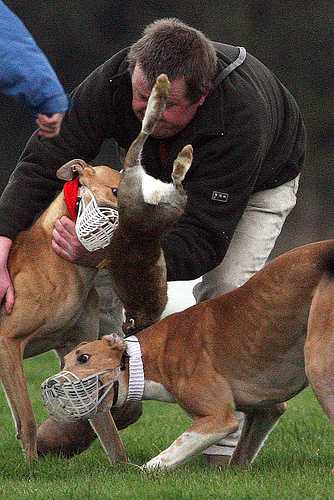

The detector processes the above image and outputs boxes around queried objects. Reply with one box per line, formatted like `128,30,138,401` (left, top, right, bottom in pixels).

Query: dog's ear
103,334,126,352
56,159,94,180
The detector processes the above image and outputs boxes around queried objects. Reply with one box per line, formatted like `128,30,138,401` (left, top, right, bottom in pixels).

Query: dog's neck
38,191,69,233
32,191,97,280
116,361,175,406
116,333,175,406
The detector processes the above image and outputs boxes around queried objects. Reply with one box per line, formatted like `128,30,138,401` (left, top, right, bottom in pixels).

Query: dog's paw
144,454,171,471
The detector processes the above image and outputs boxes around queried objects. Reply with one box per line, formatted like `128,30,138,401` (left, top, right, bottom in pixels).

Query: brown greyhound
0,159,121,461
55,239,334,470
107,74,192,334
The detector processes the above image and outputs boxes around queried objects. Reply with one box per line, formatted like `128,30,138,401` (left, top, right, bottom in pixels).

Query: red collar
63,178,80,221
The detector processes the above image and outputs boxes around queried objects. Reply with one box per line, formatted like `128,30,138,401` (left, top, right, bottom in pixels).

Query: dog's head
63,334,127,381
57,159,120,209
41,334,127,422
41,334,129,463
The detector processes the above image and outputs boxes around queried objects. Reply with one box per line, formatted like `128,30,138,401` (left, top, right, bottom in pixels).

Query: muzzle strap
126,336,144,402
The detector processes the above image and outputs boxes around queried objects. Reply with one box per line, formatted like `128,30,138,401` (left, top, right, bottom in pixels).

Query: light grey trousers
194,176,300,302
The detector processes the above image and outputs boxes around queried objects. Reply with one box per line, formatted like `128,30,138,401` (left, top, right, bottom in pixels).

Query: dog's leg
89,410,128,464
0,337,37,460
229,403,287,466
145,413,238,471
144,378,238,470
305,274,334,428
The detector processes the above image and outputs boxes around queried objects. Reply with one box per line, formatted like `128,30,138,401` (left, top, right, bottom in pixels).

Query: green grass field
0,351,333,500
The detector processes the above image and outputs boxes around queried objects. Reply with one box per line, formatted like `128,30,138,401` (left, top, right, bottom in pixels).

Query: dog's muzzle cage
41,367,120,422
75,186,118,252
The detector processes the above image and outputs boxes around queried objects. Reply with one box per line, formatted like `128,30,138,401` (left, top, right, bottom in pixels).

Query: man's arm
0,63,116,240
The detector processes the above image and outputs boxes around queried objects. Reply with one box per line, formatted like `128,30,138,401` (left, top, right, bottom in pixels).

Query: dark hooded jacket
0,43,306,280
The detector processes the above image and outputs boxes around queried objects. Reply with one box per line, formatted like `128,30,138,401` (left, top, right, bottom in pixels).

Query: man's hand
0,265,14,314
36,112,65,138
52,216,107,267
0,237,14,314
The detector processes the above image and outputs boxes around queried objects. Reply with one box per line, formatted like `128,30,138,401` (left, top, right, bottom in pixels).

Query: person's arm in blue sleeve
0,1,69,136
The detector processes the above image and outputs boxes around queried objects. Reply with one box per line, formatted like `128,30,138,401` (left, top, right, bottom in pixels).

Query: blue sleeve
0,1,69,115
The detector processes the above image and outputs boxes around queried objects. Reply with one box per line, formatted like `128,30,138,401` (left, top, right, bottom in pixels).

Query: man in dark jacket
0,18,305,463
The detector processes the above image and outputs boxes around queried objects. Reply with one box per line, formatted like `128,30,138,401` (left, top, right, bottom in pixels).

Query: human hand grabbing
36,112,65,138
52,216,107,267
0,237,15,314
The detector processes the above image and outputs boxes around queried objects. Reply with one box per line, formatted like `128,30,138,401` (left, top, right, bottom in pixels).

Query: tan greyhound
0,159,122,461
55,239,334,470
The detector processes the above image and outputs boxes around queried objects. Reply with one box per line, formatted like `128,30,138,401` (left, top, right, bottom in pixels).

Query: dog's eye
112,188,118,197
77,353,90,364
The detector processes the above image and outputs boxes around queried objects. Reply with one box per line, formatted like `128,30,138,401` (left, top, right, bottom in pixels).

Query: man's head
128,18,217,138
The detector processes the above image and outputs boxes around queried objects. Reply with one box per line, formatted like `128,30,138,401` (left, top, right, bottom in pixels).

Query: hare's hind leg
142,74,170,135
124,74,170,169
172,145,193,189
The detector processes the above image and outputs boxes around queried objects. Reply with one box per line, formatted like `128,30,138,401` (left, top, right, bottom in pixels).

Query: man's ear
56,159,93,180
103,334,127,352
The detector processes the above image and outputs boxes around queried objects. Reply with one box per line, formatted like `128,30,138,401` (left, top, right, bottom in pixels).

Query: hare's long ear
123,74,170,170
56,159,94,180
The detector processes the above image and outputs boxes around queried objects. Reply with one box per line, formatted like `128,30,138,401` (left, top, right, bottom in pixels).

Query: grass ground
0,351,333,499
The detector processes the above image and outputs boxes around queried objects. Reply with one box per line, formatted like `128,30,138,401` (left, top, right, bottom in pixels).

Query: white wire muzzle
75,186,118,252
41,367,120,422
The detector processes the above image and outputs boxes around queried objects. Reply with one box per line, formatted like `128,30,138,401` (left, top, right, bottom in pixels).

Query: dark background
1,1,333,257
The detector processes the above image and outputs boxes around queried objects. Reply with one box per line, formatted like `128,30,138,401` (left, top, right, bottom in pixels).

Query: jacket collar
184,78,225,138
187,45,247,137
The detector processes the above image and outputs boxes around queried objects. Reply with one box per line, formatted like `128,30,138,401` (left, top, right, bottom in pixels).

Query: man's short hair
128,18,217,102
